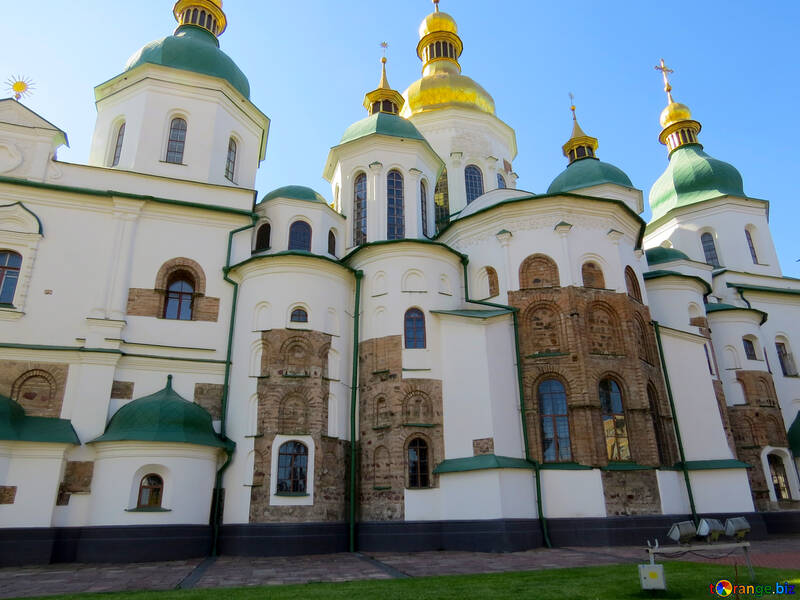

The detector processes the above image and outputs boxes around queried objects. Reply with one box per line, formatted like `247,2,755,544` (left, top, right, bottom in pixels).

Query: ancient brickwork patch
0,360,69,418
602,470,660,515
61,461,94,493
194,383,224,419
110,380,134,399
0,486,16,504
473,438,494,456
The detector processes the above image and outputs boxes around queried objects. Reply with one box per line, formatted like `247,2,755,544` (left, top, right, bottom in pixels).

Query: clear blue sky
4,1,799,276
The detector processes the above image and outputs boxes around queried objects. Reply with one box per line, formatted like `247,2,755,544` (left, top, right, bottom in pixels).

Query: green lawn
19,562,800,600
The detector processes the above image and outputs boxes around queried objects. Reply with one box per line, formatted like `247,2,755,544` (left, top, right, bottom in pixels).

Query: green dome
260,185,328,205
547,158,633,194
649,144,744,222
789,411,800,456
339,112,426,145
125,25,250,99
0,394,79,444
645,246,691,265
93,376,229,448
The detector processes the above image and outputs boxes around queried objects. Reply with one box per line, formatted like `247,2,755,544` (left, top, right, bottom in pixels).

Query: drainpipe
652,320,699,526
349,271,364,552
212,216,257,556
459,257,552,548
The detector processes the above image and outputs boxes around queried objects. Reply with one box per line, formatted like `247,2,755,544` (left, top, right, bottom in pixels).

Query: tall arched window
701,232,720,267
328,229,336,256
745,228,758,264
163,271,194,320
434,169,449,233
0,251,22,305
464,165,484,204
539,379,571,462
353,173,367,246
225,137,237,181
165,117,187,164
742,336,757,361
387,170,405,240
599,378,630,461
647,384,671,465
420,180,428,238
404,308,426,349
111,122,125,167
486,266,499,297
407,438,429,488
581,261,605,288
277,441,308,493
497,173,506,189
254,223,271,251
776,338,798,376
288,221,312,251
137,474,164,508
624,266,642,301
768,454,790,500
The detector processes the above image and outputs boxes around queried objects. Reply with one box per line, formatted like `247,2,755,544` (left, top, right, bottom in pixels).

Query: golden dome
419,10,458,38
660,101,692,128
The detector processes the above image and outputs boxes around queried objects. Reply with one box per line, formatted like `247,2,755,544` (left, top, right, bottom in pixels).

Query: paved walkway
0,537,797,598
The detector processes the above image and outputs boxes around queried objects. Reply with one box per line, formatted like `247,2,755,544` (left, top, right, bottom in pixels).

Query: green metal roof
430,308,512,319
339,112,426,145
92,375,230,449
789,411,800,456
433,453,535,474
125,25,250,98
726,282,800,297
642,269,712,293
705,302,768,323
259,185,328,205
547,157,633,194
0,395,79,444
645,246,691,265
649,144,744,222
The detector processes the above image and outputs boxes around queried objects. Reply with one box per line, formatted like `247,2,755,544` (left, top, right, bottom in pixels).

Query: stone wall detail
248,328,348,523
194,383,224,419
357,335,444,522
0,360,68,418
0,486,16,504
473,438,494,455
602,470,661,515
110,380,134,399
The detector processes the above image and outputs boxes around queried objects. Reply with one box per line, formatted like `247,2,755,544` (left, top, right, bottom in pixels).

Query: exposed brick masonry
194,383,223,419
0,360,68,418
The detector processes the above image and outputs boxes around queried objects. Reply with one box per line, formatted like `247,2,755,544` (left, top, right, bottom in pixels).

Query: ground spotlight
667,520,696,544
697,518,724,542
724,517,750,540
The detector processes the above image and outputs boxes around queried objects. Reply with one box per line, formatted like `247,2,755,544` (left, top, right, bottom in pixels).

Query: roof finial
654,58,675,104
433,0,440,13
569,92,576,121
378,43,390,89
166,374,173,389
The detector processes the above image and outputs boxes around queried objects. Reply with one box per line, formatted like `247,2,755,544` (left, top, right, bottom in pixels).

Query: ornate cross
654,58,675,102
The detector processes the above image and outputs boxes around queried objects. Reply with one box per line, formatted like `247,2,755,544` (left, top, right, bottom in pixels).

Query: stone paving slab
0,537,796,599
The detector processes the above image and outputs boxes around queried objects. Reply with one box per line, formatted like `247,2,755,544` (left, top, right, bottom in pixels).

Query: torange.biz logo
711,579,796,597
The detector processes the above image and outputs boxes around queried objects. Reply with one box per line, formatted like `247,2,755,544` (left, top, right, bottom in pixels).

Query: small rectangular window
743,338,757,361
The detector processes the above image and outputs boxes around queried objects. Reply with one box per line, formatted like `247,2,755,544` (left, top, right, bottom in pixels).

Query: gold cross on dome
569,92,576,120
654,58,675,102
433,0,440,12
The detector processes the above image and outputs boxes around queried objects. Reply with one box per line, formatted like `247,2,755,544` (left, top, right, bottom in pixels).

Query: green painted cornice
433,453,535,474
643,269,712,294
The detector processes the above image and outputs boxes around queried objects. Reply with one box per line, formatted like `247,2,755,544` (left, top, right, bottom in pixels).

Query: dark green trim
342,238,467,265
403,423,435,428
274,492,309,497
372,425,390,431
538,462,593,470
0,343,229,365
372,486,391,491
643,270,712,294
705,301,768,325
227,250,355,275
458,256,551,548
653,320,698,526
124,507,172,512
349,271,364,553
645,195,769,235
601,462,654,471
525,351,570,359
430,308,513,319
123,352,226,364
0,202,44,234
0,174,254,217
680,459,751,471
438,191,646,250
433,454,536,474
727,282,800,297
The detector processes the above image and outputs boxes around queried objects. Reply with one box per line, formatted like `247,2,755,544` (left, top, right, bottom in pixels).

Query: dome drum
417,31,463,66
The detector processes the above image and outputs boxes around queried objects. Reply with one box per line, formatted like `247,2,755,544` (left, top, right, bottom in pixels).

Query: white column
368,161,383,242
495,230,513,293
108,198,143,320
607,229,625,292
448,152,465,214
555,222,574,286
407,168,422,239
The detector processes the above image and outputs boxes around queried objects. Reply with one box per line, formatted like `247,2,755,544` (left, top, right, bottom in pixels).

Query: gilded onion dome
401,0,495,117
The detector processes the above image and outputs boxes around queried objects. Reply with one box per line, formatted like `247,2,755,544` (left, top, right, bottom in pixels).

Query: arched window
768,454,790,500
434,168,449,232
137,474,164,508
648,384,671,465
519,254,560,288
277,441,308,493
745,229,758,264
624,266,642,301
497,173,506,189
290,308,308,323
776,338,798,376
464,165,484,204
191,8,198,24
387,170,405,240
404,308,426,349
353,173,367,246
225,137,237,181
742,336,757,361
0,251,22,305
599,378,630,461
328,229,336,256
539,379,571,462
165,117,187,164
407,438,429,488
288,221,311,251
111,122,125,167
486,266,499,297
420,180,429,237
254,223,271,251
163,271,194,320
701,232,720,267
581,261,605,289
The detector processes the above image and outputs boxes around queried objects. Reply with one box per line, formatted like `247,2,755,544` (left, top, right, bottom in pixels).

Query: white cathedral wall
689,470,754,514
656,470,691,515
540,470,606,518
644,277,708,332
0,442,68,527
252,198,344,257
89,442,218,526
